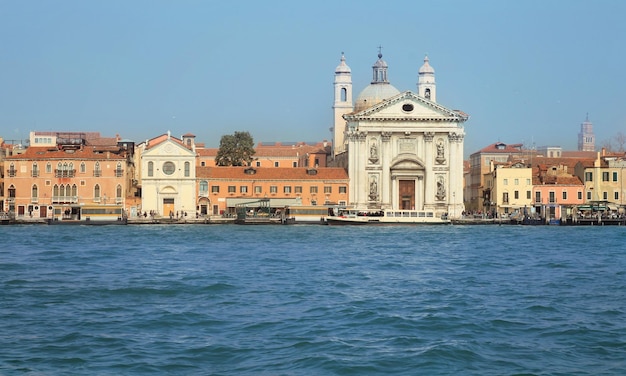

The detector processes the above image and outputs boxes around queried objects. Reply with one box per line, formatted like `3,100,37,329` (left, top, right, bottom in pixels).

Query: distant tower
578,114,595,151
417,55,436,102
333,52,353,156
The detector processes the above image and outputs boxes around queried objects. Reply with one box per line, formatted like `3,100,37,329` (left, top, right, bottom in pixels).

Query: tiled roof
476,142,525,154
143,133,188,150
196,167,348,180
561,151,597,159
196,143,330,158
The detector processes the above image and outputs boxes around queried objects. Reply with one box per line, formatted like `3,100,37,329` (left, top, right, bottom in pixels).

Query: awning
226,197,302,207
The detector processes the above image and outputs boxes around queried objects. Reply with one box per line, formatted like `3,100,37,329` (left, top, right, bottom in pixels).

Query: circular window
162,161,176,175
402,103,414,112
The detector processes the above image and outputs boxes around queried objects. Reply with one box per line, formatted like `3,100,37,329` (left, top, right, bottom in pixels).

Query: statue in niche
369,141,379,163
435,139,446,164
436,176,446,200
369,176,378,201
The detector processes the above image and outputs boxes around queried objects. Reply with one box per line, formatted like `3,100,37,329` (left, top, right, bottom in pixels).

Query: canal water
1,224,625,375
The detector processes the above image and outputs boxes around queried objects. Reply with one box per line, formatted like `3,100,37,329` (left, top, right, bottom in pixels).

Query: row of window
17,184,123,203
199,183,347,195
7,162,123,177
147,161,190,177
502,178,532,185
585,171,620,182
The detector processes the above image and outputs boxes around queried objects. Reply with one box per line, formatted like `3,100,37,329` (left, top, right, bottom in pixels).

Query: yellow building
483,161,533,218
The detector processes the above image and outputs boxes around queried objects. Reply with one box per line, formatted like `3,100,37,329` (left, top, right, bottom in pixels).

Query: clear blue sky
2,0,625,156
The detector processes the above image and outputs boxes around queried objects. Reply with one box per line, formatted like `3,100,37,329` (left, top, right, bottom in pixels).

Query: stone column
381,131,392,209
423,132,435,207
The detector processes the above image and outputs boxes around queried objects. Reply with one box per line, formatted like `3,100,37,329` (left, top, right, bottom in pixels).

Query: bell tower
333,52,353,156
417,55,436,102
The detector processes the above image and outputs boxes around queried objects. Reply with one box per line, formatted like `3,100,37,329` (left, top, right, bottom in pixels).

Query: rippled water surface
1,224,626,375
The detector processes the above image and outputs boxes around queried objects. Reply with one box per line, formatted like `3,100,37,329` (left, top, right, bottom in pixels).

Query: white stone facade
139,134,196,217
335,53,468,218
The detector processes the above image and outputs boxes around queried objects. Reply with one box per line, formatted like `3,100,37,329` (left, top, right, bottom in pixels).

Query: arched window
59,185,66,198
148,161,154,177
199,181,208,194
8,185,16,198
341,87,347,102
8,163,16,177
80,162,86,173
184,161,190,177
32,163,39,177
94,184,101,199
72,184,77,197
53,184,59,199
425,88,431,99
116,184,122,198
94,162,101,177
32,184,38,199
46,162,52,173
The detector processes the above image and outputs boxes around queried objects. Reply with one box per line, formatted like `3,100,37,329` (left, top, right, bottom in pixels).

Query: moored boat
325,209,450,225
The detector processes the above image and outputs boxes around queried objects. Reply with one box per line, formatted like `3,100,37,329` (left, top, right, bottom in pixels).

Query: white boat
326,209,450,225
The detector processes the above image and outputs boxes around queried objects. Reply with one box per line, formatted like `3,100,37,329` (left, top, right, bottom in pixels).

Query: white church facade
332,52,469,218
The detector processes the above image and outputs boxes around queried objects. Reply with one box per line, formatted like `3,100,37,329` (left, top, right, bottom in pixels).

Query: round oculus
162,161,176,175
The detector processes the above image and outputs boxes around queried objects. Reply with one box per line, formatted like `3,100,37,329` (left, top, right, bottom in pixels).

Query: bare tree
615,131,626,152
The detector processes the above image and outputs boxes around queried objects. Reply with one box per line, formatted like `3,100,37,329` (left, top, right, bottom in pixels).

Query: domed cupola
335,53,351,74
355,51,400,111
417,55,436,102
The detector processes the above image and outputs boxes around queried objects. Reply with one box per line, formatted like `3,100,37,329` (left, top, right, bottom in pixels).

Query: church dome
355,84,400,111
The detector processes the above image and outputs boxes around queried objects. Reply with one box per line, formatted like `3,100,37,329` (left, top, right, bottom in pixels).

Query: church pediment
344,91,468,122
143,139,195,158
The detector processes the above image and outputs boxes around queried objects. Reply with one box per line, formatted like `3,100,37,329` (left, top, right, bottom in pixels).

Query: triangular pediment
143,138,195,158
344,91,468,122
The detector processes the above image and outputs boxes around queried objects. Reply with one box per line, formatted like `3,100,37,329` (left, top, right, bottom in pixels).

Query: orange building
3,132,135,219
197,141,331,168
195,166,349,216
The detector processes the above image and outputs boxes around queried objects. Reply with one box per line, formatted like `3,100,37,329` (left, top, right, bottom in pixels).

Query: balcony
93,170,102,177
31,171,39,178
55,170,76,178
31,197,39,203
7,170,16,177
114,169,124,177
52,196,78,204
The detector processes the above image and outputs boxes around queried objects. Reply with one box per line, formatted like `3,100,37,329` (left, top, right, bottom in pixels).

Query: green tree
215,131,255,166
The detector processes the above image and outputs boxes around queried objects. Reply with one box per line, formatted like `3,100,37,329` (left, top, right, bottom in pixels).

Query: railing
31,197,39,203
93,170,102,177
7,170,16,177
31,171,39,177
52,196,78,204
115,198,123,204
114,169,124,177
55,170,76,178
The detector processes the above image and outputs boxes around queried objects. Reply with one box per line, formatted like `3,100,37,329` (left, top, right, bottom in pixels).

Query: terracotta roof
196,142,331,158
143,133,188,150
197,148,218,157
5,146,126,160
534,175,583,185
196,167,348,180
475,142,525,154
561,151,597,159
